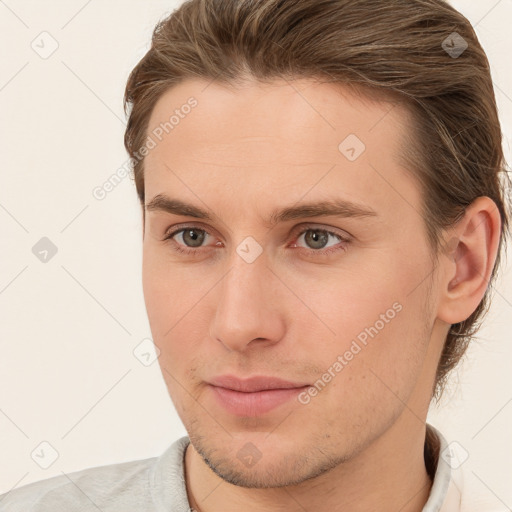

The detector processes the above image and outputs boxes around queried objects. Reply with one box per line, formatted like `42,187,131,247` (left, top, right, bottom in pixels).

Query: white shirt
0,424,504,511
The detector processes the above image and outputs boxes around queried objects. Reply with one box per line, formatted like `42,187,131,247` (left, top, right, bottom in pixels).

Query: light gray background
1,0,511,506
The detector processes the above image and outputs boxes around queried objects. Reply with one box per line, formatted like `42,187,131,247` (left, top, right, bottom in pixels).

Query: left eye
292,228,345,251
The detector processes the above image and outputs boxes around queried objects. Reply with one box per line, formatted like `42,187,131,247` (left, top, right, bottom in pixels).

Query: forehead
144,78,421,223
147,77,409,148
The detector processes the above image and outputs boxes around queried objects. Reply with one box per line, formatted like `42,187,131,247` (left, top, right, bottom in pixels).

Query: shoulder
0,455,157,512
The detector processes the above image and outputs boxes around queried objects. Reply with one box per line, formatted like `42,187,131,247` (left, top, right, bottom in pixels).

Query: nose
209,252,285,352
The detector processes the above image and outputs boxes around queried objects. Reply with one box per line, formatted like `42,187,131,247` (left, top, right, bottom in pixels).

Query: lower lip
208,384,309,417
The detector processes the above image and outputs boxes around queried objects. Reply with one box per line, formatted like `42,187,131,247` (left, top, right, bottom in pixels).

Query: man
1,0,509,510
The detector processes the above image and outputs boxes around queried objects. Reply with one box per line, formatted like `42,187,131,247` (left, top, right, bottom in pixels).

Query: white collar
422,424,463,511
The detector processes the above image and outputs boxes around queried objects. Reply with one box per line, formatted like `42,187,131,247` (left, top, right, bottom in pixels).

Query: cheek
142,248,207,378
142,254,168,334
142,248,184,366
292,253,432,392
142,241,188,327
297,283,430,436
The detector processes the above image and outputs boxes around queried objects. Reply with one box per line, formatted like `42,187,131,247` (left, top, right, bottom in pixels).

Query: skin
141,77,501,512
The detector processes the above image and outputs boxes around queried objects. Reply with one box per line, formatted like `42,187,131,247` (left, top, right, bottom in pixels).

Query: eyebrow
145,194,378,226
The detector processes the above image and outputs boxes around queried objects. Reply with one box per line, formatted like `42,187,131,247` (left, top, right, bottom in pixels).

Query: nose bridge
210,248,283,351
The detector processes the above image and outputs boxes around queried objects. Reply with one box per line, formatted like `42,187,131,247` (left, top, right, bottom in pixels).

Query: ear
436,196,502,325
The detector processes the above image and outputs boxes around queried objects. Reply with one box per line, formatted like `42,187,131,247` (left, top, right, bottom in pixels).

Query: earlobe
437,196,501,325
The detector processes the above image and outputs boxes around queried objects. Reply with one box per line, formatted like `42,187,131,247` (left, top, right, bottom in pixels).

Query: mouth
207,375,311,417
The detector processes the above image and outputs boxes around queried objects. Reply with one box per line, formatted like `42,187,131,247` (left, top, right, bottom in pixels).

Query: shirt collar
422,423,463,511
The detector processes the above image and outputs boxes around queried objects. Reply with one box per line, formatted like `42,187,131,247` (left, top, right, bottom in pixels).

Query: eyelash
162,224,350,257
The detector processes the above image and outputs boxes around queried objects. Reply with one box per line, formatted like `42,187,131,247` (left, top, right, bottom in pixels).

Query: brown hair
124,0,511,400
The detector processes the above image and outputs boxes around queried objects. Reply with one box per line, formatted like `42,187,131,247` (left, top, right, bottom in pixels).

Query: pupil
306,230,328,249
184,229,204,247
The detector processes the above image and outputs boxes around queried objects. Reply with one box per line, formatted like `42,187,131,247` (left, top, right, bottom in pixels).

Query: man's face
142,78,446,487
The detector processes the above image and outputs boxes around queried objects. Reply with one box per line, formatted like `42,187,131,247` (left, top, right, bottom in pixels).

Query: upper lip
208,375,310,392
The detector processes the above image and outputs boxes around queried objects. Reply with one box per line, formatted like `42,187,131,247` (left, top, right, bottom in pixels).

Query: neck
184,414,435,512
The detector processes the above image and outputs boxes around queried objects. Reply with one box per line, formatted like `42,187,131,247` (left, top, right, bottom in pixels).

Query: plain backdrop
0,0,511,505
